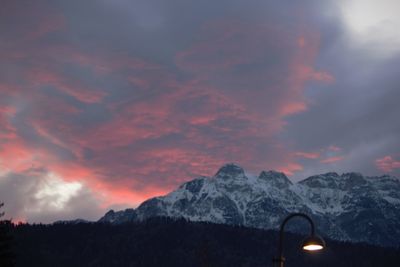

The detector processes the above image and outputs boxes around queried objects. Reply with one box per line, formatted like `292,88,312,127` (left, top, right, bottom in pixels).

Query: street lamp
272,213,325,267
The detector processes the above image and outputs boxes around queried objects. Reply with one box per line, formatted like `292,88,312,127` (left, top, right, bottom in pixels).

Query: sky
1,0,400,223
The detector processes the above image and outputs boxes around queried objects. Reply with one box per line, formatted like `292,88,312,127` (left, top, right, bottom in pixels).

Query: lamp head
302,235,325,251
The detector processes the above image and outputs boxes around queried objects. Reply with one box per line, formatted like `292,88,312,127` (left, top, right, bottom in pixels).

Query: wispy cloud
1,0,399,222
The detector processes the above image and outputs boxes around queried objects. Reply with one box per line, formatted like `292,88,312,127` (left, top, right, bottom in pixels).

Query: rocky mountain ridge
99,164,400,247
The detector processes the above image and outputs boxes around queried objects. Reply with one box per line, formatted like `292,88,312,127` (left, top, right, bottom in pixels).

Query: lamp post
272,213,325,267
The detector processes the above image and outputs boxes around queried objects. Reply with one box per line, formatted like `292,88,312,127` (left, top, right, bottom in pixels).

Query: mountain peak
299,173,340,188
258,170,292,187
215,163,245,179
342,172,363,178
339,172,368,189
105,209,115,216
323,172,339,177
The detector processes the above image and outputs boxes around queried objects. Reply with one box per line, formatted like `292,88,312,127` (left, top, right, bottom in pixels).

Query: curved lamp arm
273,213,324,267
277,213,315,259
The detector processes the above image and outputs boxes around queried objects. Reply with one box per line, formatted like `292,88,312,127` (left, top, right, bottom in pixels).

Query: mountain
99,163,400,247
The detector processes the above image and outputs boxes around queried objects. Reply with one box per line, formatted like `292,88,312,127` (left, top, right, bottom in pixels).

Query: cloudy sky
1,0,400,223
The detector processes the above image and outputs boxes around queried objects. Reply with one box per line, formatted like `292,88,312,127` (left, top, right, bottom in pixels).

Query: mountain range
99,163,400,247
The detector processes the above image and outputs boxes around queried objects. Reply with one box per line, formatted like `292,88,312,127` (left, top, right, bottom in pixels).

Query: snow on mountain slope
99,163,400,247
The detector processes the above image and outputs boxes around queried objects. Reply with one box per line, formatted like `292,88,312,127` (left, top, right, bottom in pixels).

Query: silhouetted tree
0,203,15,267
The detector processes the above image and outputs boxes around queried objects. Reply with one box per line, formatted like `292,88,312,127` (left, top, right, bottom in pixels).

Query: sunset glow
1,0,399,223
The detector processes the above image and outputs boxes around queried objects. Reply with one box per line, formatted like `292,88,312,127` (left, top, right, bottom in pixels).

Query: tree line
2,215,398,267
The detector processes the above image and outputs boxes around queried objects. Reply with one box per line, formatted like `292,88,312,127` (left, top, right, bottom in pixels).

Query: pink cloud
320,156,344,164
1,0,65,44
293,151,320,159
328,145,341,152
375,156,400,173
176,19,333,119
26,13,65,40
277,162,304,176
0,83,22,96
279,102,308,116
0,105,17,140
27,69,106,104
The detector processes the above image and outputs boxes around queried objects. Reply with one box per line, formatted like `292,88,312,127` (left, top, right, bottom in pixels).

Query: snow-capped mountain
99,163,400,247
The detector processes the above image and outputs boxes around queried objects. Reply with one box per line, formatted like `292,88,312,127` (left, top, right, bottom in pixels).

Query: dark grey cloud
284,26,400,179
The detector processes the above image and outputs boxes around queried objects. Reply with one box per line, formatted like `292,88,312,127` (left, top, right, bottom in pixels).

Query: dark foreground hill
10,218,400,267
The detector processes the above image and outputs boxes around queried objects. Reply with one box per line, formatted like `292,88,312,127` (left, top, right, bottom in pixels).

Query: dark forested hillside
9,218,400,267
